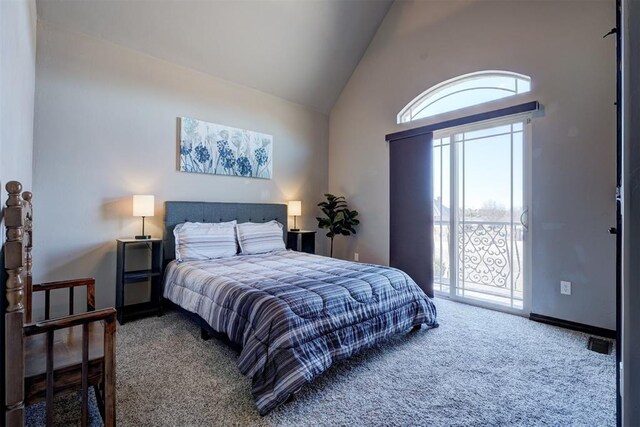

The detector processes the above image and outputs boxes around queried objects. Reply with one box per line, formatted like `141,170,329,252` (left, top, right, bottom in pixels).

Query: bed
162,201,438,415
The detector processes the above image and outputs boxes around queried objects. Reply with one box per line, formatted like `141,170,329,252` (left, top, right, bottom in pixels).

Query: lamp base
135,235,151,240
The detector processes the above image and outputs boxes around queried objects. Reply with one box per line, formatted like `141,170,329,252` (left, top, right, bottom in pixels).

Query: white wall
33,22,328,313
1,0,36,220
329,0,616,329
0,0,36,404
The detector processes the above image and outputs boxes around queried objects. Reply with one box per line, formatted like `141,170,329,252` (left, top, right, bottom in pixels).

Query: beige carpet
27,298,616,426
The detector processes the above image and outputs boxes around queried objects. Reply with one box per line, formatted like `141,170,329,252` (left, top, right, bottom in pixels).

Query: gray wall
33,21,329,316
329,0,616,329
1,0,36,222
622,0,640,423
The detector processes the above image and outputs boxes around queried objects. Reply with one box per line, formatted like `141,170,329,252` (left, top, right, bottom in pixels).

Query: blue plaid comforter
163,250,438,415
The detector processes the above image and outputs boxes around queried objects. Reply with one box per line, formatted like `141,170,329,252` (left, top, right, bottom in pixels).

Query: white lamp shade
133,195,155,217
288,200,302,216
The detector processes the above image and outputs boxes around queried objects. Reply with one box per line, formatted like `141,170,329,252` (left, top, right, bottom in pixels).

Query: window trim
397,70,532,124
386,100,539,142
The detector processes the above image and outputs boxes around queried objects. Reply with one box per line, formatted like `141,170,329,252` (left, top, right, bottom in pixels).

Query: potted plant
316,193,360,257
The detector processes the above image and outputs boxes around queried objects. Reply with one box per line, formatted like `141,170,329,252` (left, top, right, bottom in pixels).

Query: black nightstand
287,230,316,254
116,238,163,325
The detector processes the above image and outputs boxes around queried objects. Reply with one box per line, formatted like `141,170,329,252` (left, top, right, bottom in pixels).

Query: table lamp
288,200,301,231
133,195,154,239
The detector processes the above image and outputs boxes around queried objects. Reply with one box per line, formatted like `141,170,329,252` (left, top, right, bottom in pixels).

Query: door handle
609,227,617,235
520,208,529,232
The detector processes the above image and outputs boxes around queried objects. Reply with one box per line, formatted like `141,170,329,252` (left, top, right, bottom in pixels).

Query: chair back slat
4,180,26,426
45,290,51,320
69,287,75,315
87,284,95,312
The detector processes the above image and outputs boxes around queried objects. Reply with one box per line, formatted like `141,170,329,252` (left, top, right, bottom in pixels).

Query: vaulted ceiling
36,0,393,114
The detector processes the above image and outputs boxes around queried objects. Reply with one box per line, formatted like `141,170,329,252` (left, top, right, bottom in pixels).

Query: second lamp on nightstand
287,200,302,231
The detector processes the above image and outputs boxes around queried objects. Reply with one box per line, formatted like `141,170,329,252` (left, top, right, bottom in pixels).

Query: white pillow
236,220,286,255
174,221,237,261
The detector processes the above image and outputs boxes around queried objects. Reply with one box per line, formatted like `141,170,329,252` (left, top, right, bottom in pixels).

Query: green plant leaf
316,193,360,256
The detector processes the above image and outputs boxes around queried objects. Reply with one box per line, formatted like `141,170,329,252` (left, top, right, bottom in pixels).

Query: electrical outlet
354,252,359,262
560,280,572,295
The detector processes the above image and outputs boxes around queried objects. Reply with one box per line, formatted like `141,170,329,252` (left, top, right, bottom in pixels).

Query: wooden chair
4,181,117,426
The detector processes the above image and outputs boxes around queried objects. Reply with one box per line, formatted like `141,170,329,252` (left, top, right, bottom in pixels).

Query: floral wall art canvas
179,117,273,179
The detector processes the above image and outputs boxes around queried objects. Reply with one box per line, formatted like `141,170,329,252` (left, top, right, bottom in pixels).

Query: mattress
163,250,438,415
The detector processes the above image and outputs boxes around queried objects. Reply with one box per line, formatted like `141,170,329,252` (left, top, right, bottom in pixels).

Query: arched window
397,71,531,124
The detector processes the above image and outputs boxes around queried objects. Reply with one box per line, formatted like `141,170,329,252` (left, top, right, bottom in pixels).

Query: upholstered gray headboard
163,201,288,264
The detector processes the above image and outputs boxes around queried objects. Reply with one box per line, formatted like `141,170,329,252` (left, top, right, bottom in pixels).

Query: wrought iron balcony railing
433,220,523,293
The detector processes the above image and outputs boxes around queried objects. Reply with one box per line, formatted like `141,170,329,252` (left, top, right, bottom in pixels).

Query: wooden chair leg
104,379,115,425
46,330,54,426
81,324,89,427
103,318,116,427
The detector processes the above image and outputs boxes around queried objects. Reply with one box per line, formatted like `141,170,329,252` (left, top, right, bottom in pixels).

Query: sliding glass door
433,117,530,311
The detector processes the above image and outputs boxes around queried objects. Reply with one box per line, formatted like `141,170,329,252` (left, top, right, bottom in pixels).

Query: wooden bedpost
4,181,26,426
